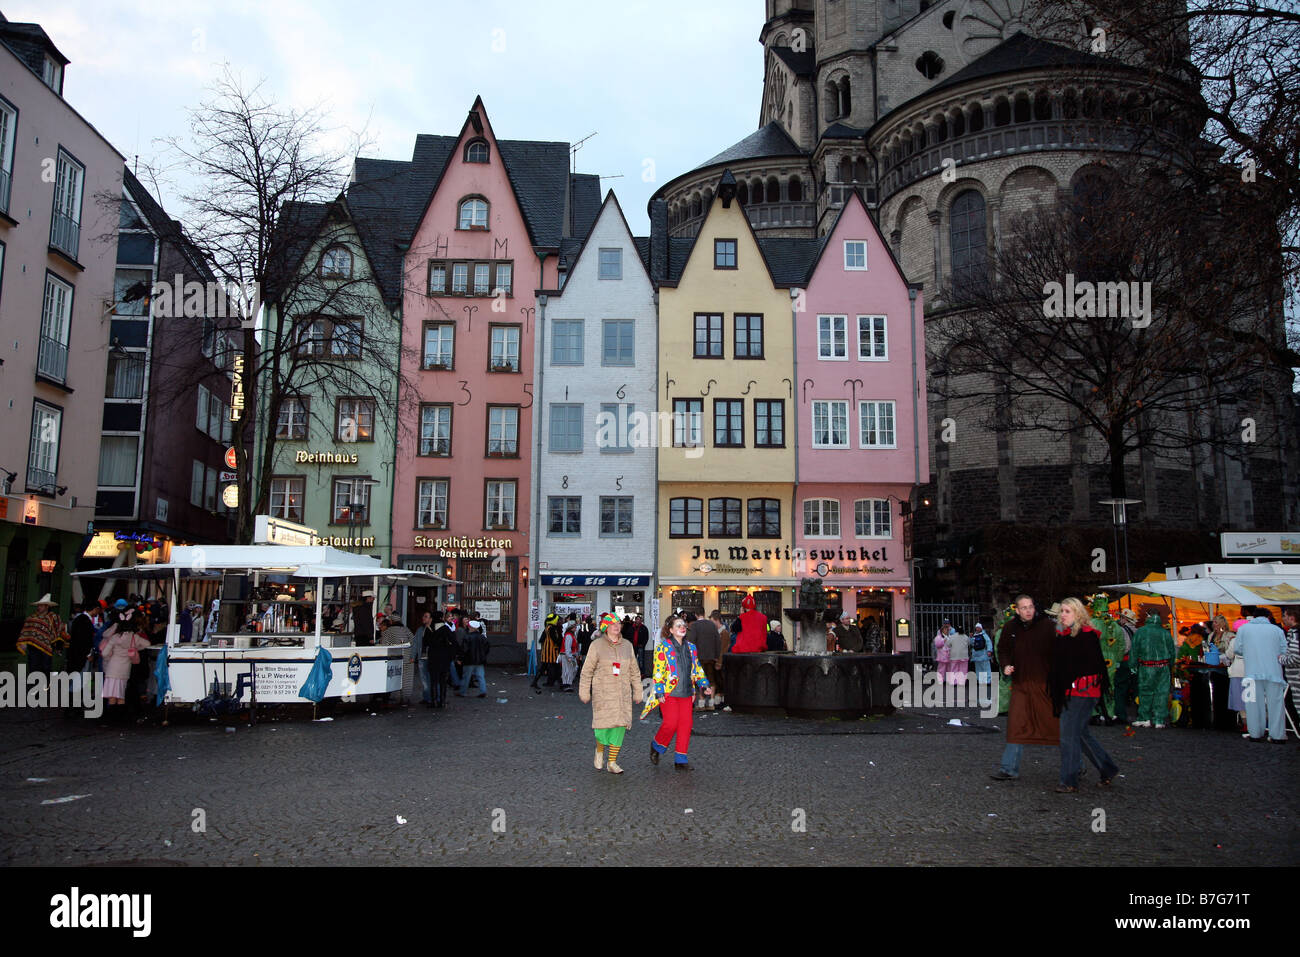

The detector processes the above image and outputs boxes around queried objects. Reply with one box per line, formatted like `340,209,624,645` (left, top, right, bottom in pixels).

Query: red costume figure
732,595,770,653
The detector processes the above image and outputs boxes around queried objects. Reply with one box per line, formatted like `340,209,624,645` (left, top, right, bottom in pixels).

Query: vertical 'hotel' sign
230,353,245,421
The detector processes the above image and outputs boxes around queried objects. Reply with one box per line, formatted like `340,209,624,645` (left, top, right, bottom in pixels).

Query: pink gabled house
391,98,599,654
796,191,928,651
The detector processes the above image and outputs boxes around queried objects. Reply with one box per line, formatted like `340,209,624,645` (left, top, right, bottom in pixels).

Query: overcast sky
16,0,766,235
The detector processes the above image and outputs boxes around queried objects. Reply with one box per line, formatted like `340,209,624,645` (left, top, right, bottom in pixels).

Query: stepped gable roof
928,32,1112,97
758,236,826,286
694,121,806,172
569,173,603,238
345,158,414,307
771,46,815,78
821,122,866,140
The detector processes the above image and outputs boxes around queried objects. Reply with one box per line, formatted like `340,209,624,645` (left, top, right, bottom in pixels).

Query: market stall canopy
291,564,458,586
1103,562,1300,605
72,564,221,581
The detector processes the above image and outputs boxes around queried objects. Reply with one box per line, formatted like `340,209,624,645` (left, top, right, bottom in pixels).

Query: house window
489,325,520,372
672,398,702,447
855,499,892,538
458,197,488,229
419,404,452,456
50,149,84,258
694,313,723,358
320,246,352,279
494,262,512,296
42,55,63,93
950,189,988,300
551,319,583,365
803,499,840,537
598,248,622,280
451,263,468,294
92,435,130,488
859,400,897,448
276,396,308,440
27,402,61,491
113,269,151,316
332,478,373,524
428,262,446,294
105,351,145,399
330,320,361,358
747,498,781,538
844,240,867,270
755,400,784,447
337,397,375,443
714,239,737,269
295,317,326,357
423,322,454,369
0,97,16,215
708,498,742,537
549,404,584,452
818,315,847,359
600,496,634,537
418,479,450,528
812,400,849,448
670,497,703,537
713,399,743,447
190,461,219,510
270,477,306,523
598,403,634,452
601,319,634,366
195,384,231,442
858,315,887,360
734,314,763,358
38,273,73,383
548,496,581,536
486,405,519,457
474,262,491,296
464,139,489,163
485,480,517,529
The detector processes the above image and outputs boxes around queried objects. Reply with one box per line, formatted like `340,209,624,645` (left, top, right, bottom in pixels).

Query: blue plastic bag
154,642,171,705
298,645,334,702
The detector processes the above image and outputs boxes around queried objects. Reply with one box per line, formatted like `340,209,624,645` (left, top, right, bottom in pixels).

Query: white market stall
73,540,455,706
1102,561,1300,632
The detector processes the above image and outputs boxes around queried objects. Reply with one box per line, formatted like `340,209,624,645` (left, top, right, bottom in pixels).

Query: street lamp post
1099,498,1142,588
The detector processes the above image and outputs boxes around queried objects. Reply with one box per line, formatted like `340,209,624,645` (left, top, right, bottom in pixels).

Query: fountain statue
786,578,830,655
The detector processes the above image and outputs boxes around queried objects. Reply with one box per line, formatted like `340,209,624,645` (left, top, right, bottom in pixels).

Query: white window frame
844,240,867,271
458,198,488,229
270,477,306,523
854,499,892,538
28,402,61,489
485,480,517,529
811,400,849,449
420,404,452,456
487,405,519,456
276,396,308,441
52,148,84,225
489,325,520,371
337,397,375,443
803,499,840,538
332,478,373,524
817,315,847,360
858,400,897,449
418,479,450,529
423,322,454,369
857,314,887,361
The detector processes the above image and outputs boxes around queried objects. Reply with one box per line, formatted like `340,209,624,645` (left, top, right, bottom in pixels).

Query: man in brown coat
990,594,1059,781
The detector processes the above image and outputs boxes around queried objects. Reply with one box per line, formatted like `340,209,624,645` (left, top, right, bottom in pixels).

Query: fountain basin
722,652,911,718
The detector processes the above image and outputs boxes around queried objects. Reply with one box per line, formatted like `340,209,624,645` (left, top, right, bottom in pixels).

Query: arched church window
993,99,1011,127
788,176,802,202
766,177,781,202
949,190,988,301
839,77,852,118
1013,94,1031,123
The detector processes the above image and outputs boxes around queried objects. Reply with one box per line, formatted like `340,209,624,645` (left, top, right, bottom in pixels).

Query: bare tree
154,67,418,542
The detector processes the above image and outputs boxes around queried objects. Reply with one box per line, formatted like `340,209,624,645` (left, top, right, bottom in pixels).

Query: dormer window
42,56,64,95
320,245,353,279
458,197,488,230
464,139,489,163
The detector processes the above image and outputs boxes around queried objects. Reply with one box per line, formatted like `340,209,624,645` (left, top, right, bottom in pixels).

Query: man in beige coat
579,613,644,774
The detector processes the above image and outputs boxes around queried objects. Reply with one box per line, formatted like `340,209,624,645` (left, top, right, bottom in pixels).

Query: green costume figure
1089,594,1125,724
994,606,1015,715
1112,612,1138,723
1131,612,1175,727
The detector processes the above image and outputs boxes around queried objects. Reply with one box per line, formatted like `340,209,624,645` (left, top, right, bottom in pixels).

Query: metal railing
26,466,55,491
37,335,68,382
0,167,10,216
49,210,80,259
912,602,983,667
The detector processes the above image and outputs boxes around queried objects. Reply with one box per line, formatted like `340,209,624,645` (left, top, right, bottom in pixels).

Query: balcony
27,466,56,491
49,211,80,260
37,335,68,383
0,167,10,216
420,437,450,456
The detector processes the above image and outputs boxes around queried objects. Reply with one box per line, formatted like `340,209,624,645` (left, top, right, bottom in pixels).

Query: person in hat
533,613,561,690
730,595,769,654
833,613,864,653
16,594,68,675
1131,611,1175,728
933,620,952,683
970,622,994,689
1088,595,1126,726
579,613,643,774
642,613,713,771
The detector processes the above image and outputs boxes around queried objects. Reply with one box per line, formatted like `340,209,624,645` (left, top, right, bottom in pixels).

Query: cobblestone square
1,668,1295,867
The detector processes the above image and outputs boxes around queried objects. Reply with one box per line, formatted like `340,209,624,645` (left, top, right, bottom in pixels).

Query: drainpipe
387,298,402,569
907,284,921,626
790,285,801,623
652,287,660,626
530,262,549,660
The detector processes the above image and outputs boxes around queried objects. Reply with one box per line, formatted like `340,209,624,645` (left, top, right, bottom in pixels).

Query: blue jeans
459,664,486,695
973,658,991,684
418,659,431,703
998,742,1022,777
448,660,461,687
1060,695,1118,787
